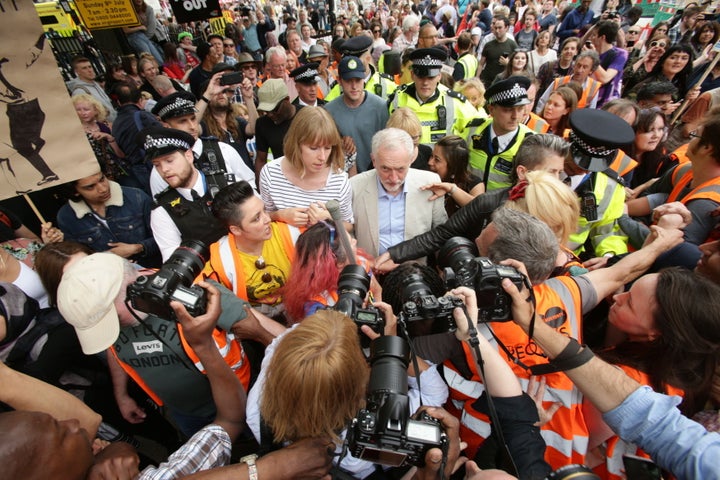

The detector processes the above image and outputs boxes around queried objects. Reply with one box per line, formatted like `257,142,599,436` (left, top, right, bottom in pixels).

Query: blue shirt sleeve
603,386,720,480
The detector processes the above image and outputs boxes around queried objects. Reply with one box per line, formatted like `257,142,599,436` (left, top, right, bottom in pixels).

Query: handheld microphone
326,199,357,265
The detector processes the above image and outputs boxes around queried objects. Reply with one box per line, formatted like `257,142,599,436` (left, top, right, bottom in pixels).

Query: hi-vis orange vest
552,76,601,109
607,150,638,178
206,224,296,301
667,163,720,242
593,366,684,480
526,112,550,133
669,143,691,165
110,324,251,403
443,276,588,469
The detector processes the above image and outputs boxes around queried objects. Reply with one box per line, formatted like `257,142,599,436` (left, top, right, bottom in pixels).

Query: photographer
438,208,682,469
501,263,720,480
245,309,449,479
57,252,284,437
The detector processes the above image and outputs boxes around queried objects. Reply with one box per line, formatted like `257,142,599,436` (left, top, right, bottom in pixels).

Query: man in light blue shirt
351,128,448,258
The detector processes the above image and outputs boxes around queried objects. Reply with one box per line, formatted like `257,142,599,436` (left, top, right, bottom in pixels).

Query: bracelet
200,95,210,104
240,454,258,480
449,184,457,195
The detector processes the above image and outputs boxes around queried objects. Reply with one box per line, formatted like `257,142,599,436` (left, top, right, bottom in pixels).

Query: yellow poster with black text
0,0,98,200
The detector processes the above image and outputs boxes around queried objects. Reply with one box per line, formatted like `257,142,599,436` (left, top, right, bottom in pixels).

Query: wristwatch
240,454,258,480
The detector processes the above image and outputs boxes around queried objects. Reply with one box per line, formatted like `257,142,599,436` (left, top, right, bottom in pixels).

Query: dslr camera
438,237,525,322
347,336,447,467
333,264,384,346
127,240,208,320
399,272,463,337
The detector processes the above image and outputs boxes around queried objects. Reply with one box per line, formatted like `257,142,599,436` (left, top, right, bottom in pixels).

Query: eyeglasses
628,30,641,34
373,29,381,33
689,129,702,139
224,43,235,47
254,257,273,283
650,40,667,48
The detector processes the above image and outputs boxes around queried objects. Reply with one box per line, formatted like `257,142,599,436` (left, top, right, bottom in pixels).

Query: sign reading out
170,0,222,24
75,0,139,30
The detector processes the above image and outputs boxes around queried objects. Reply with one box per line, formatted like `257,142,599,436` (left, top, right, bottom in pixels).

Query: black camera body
439,237,525,322
127,240,209,320
333,264,384,346
399,272,462,336
348,336,446,467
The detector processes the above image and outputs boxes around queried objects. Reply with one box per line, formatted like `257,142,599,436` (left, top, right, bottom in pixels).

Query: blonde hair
283,107,344,175
386,107,422,139
504,170,579,245
72,93,108,123
454,78,486,109
260,310,369,443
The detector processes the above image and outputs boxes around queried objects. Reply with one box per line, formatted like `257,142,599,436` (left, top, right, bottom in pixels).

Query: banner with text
170,0,222,24
75,0,140,30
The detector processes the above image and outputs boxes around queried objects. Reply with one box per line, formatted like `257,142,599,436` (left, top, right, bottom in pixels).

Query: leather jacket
388,187,510,263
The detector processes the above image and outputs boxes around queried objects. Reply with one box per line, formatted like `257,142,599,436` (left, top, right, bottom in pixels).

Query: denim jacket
57,181,162,268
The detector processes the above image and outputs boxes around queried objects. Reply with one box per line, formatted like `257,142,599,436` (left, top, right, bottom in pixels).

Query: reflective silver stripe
216,236,239,295
461,409,492,438
443,91,455,136
517,377,581,409
444,366,486,398
541,428,589,458
193,332,236,372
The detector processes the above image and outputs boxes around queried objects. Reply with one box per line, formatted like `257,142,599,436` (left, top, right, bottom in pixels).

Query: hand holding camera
449,286,478,342
169,280,221,350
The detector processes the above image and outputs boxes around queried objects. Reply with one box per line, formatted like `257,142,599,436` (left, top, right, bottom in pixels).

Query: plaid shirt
139,424,231,480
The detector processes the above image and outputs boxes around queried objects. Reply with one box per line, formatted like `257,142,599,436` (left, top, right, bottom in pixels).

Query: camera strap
467,325,519,478
124,299,198,373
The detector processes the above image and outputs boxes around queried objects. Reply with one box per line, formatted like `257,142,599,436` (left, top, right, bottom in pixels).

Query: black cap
141,126,195,160
151,92,197,121
338,56,366,80
290,62,320,84
409,48,447,77
485,76,532,107
332,38,346,54
341,35,373,56
569,110,635,172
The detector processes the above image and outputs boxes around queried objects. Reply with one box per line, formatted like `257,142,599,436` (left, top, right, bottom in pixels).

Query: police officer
289,63,326,107
466,76,534,191
564,109,635,261
389,48,478,147
324,35,397,101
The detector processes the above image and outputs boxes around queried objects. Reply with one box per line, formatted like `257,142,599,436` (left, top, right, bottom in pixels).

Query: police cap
569,110,635,172
141,126,194,160
485,76,531,107
151,92,197,121
409,47,447,78
341,35,373,56
290,62,320,84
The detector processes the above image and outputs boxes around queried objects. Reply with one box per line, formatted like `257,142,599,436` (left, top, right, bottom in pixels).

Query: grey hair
402,14,420,32
371,128,414,159
575,50,600,70
266,46,287,64
487,208,559,284
511,134,570,183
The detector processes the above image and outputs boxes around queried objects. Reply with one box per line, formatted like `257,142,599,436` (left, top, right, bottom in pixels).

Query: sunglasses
224,43,235,47
650,40,667,48
628,30,641,34
373,29,381,33
254,257,273,283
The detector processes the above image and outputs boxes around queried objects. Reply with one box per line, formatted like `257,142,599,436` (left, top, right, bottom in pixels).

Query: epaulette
379,72,394,81
447,89,466,102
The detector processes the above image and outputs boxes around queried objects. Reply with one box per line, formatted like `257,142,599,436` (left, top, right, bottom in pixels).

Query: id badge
494,157,513,175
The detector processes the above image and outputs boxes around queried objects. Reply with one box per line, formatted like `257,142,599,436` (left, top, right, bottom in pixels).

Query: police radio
435,105,447,130
581,191,598,222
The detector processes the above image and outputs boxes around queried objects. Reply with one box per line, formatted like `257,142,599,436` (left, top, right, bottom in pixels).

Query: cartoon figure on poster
0,0,99,201
0,33,58,193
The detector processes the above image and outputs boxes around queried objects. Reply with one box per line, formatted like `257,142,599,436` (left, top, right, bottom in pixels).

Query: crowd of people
2,0,720,478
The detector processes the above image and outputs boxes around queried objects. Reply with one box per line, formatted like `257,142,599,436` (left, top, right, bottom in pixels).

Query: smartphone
219,71,244,86
622,454,663,480
627,40,635,48
585,40,593,48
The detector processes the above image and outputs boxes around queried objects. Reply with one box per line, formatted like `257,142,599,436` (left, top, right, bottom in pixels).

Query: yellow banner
75,0,139,30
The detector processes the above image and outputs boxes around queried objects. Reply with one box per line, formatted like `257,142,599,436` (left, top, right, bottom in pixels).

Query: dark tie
492,137,500,154
190,189,201,201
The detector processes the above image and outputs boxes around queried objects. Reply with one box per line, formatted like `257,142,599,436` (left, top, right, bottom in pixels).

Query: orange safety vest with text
668,163,720,242
443,276,588,469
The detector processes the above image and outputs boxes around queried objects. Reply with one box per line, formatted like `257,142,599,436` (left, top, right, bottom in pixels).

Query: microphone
325,199,357,265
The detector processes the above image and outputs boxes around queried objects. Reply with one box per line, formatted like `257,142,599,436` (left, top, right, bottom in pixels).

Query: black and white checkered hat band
144,135,192,152
488,83,527,104
413,55,442,67
569,131,615,158
157,98,196,119
295,69,319,81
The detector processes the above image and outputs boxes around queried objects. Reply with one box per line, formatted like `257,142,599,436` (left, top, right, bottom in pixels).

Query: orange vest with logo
443,276,588,469
607,150,638,178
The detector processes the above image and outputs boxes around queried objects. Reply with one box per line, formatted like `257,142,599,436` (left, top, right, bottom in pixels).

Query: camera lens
438,237,479,285
368,335,410,396
165,239,209,285
337,264,370,302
